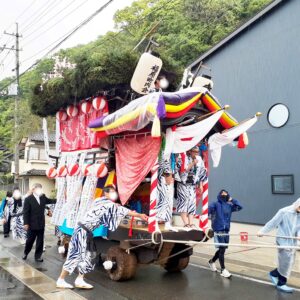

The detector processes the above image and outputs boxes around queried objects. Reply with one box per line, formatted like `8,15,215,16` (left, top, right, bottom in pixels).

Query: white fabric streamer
164,110,223,158
208,116,257,167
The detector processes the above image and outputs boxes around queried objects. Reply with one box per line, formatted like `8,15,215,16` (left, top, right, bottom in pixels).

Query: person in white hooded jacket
257,198,300,293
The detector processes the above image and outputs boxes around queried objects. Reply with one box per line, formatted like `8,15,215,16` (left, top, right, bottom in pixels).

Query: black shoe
35,258,43,262
4,234,9,238
22,254,27,260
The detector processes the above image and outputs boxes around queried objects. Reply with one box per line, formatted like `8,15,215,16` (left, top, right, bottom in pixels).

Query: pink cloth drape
60,109,104,152
115,135,161,204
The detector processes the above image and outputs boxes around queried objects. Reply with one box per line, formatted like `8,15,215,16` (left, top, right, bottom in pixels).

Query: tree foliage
0,0,272,169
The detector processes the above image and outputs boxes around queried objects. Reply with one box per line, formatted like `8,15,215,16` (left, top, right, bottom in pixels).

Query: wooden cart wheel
163,256,190,273
106,246,137,281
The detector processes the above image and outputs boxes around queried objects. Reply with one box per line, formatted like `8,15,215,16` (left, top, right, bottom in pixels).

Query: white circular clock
267,103,289,128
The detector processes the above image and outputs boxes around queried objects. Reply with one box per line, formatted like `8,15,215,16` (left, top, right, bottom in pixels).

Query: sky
0,0,135,80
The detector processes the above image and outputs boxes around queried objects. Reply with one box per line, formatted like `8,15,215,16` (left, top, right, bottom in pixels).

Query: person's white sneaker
208,261,217,272
74,277,93,289
164,222,179,232
56,278,74,289
220,269,232,278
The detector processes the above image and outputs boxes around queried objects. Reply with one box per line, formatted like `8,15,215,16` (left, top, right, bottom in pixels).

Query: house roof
20,169,46,177
187,0,285,70
29,132,56,143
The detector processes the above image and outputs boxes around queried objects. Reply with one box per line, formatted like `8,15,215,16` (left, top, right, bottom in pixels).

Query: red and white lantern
93,163,108,178
82,164,93,177
56,110,67,121
46,167,57,179
57,165,68,177
80,101,92,114
66,105,79,117
92,97,106,111
68,163,80,176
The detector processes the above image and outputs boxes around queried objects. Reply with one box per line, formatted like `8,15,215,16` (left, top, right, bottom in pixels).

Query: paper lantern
82,164,93,177
66,105,78,117
93,163,108,178
68,163,80,176
46,167,57,179
56,110,67,121
81,101,92,114
92,97,106,111
57,165,68,177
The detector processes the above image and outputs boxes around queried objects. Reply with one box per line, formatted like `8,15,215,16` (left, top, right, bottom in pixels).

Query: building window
271,175,294,194
267,103,289,128
28,147,47,161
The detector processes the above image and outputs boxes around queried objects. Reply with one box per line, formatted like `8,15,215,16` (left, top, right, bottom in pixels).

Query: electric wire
22,0,90,47
21,0,61,33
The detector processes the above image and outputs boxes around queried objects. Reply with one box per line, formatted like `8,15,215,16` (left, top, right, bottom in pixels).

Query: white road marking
189,263,300,293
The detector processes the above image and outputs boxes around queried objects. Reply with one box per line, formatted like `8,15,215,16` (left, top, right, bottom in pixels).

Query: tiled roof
20,169,46,176
29,132,56,143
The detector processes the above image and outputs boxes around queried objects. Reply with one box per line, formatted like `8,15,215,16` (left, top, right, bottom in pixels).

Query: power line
0,0,115,92
0,0,37,44
22,0,89,46
1,0,181,92
21,0,60,33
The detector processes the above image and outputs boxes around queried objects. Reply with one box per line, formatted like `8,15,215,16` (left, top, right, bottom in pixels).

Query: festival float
43,52,260,281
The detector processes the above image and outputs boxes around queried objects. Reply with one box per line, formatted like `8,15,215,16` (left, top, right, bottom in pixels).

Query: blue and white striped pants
63,227,95,275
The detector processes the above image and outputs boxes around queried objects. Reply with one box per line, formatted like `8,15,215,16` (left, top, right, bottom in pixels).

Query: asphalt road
0,266,41,300
9,243,300,300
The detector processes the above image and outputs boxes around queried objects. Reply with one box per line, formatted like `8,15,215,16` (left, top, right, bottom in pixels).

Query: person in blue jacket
0,191,13,237
208,189,243,278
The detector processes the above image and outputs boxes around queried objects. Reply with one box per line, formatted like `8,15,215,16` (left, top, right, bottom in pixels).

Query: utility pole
2,23,22,185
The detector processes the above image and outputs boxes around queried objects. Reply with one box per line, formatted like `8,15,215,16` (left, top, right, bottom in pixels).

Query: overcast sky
0,0,135,80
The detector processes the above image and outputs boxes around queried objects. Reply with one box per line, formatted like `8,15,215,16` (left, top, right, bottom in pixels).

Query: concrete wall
199,0,300,224
28,177,55,198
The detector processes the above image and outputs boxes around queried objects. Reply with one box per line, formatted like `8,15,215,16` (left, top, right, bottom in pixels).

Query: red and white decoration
56,110,67,121
82,164,93,177
200,178,209,230
66,105,79,117
68,163,81,176
80,101,93,114
92,96,106,111
46,167,57,179
92,163,108,178
148,159,159,233
57,165,68,177
58,98,108,152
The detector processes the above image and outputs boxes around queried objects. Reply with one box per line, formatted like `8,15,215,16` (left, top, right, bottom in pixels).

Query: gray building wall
199,0,300,224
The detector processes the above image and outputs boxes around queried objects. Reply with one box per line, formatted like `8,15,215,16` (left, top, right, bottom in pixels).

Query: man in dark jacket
208,189,243,278
23,183,55,262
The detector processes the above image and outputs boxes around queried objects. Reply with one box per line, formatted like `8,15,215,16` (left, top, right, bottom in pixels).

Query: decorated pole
200,142,209,230
148,159,159,233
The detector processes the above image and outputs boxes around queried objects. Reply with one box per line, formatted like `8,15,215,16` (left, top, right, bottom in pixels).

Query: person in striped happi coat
176,147,207,228
156,153,177,231
56,185,148,289
3,188,27,244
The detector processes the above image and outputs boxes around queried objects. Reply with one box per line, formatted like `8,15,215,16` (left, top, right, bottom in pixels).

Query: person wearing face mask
208,189,243,278
56,185,148,289
22,183,56,262
3,188,27,244
0,191,13,237
151,75,169,92
257,198,300,293
176,147,207,228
